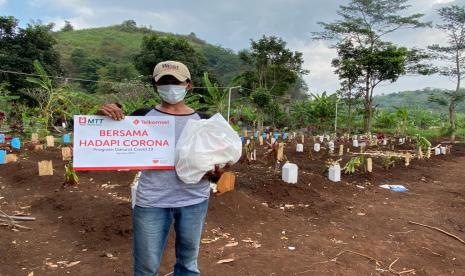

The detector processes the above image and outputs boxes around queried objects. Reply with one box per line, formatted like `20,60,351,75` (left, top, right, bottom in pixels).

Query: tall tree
249,88,272,130
428,5,465,141
134,34,208,87
61,20,74,32
332,40,364,133
237,35,308,97
0,17,62,94
313,0,430,133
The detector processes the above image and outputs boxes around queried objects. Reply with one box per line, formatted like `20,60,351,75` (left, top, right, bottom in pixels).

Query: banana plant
202,72,229,117
24,60,59,132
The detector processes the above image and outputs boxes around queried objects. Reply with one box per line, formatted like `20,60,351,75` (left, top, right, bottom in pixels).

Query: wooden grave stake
277,143,285,161
6,154,18,163
426,147,431,159
217,172,235,195
34,144,44,151
31,133,39,143
258,135,264,146
62,147,72,161
418,147,424,160
366,158,373,173
404,152,411,167
301,134,305,144
46,136,55,147
339,144,344,156
244,130,248,137
38,160,53,176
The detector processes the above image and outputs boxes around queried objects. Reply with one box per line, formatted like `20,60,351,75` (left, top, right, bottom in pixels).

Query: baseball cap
153,61,191,82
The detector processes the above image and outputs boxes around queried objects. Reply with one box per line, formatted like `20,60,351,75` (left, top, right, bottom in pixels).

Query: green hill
53,23,246,88
374,88,465,113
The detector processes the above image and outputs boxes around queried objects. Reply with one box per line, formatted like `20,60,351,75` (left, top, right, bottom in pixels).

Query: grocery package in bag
175,113,242,184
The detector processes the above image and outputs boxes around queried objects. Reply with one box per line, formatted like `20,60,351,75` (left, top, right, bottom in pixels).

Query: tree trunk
347,89,353,134
363,105,373,134
451,48,461,142
449,103,456,142
347,103,352,134
363,73,371,133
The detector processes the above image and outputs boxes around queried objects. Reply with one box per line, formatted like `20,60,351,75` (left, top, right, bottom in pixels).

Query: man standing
98,61,222,275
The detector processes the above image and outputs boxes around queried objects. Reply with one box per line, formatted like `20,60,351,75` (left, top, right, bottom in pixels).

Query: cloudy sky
2,0,464,94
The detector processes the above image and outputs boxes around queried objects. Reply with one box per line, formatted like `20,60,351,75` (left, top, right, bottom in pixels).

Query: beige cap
153,60,191,82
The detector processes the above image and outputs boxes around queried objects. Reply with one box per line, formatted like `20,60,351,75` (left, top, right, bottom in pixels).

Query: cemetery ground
0,141,464,276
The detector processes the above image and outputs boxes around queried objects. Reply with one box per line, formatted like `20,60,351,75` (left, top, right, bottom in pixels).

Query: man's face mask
156,85,187,104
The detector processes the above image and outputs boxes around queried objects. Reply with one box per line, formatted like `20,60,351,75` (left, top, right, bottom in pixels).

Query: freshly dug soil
0,140,464,275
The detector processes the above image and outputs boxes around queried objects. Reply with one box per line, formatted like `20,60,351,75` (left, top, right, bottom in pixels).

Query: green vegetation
343,155,366,174
382,154,398,171
428,5,465,141
0,16,62,93
374,88,465,112
64,161,79,186
314,0,431,133
54,22,244,89
134,34,209,86
1,1,465,141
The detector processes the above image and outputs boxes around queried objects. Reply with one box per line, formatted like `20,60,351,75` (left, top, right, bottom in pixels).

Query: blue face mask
156,85,187,104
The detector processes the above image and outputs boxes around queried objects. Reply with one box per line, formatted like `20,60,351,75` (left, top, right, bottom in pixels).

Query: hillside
53,24,246,87
374,88,465,113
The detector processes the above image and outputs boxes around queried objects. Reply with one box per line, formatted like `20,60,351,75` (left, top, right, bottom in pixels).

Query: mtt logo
78,116,104,126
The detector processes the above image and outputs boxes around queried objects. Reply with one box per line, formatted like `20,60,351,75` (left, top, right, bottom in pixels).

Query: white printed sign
73,115,175,171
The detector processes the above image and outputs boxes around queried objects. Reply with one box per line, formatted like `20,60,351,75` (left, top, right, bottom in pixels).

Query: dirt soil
0,140,464,276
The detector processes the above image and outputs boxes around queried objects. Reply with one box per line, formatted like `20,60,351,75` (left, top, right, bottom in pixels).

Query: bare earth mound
0,144,464,275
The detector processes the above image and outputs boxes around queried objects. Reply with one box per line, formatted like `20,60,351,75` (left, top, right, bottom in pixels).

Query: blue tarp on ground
0,150,6,164
10,137,20,149
63,134,71,144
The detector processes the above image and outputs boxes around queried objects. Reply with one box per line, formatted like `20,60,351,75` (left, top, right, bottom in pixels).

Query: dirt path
0,145,464,275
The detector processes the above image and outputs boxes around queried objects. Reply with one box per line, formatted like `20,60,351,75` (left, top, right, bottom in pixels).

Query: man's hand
205,163,232,180
97,103,125,120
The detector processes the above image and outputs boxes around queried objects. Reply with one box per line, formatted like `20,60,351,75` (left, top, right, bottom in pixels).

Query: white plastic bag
175,113,242,184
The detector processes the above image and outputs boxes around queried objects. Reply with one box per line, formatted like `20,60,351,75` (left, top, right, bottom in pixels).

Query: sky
1,0,464,95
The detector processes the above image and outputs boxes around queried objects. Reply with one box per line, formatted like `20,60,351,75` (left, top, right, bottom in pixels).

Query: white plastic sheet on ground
175,113,242,184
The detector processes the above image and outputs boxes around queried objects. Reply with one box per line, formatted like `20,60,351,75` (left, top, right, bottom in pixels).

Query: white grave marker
282,162,298,184
329,164,341,182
